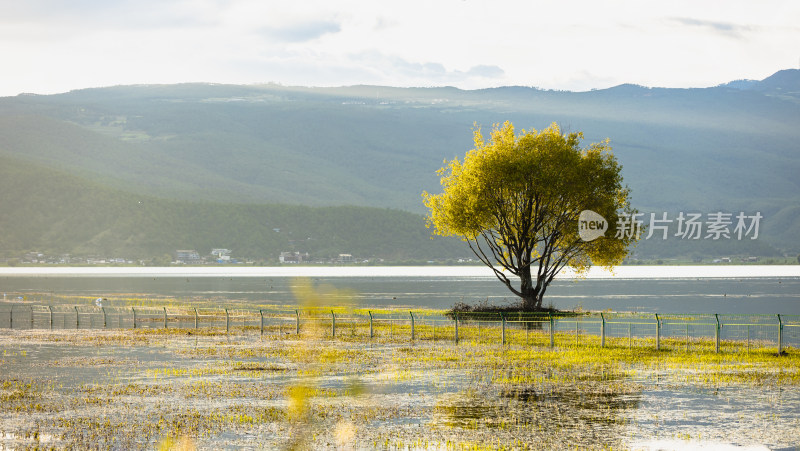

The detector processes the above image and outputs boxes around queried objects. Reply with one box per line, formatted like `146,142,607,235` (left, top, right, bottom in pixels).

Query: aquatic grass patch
0,378,55,413
48,405,288,449
2,324,800,449
45,355,138,367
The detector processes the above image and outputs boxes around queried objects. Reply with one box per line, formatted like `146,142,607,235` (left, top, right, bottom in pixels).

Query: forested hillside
1,70,798,260
0,155,469,263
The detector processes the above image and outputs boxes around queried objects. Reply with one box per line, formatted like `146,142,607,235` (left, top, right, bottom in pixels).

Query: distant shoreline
1,265,799,279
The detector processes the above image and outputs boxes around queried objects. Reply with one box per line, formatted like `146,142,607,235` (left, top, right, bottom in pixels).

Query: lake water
1,265,799,314
2,266,800,449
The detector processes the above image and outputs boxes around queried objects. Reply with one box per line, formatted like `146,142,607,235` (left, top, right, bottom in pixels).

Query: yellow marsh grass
2,318,798,449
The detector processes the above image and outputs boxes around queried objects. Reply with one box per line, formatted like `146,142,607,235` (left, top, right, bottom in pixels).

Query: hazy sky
1,0,798,96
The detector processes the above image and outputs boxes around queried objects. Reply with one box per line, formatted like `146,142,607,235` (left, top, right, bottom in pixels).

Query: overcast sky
1,0,798,97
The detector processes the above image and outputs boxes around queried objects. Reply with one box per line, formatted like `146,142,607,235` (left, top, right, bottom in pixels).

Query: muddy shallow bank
1,327,799,450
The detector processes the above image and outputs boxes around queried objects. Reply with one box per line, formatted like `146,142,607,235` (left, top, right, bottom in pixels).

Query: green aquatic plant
1,311,799,449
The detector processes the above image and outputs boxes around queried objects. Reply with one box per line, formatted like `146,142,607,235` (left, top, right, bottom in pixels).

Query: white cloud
1,0,799,96
670,17,754,39
259,21,342,43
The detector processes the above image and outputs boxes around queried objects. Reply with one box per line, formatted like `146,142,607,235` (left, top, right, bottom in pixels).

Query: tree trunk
519,265,550,311
521,293,545,311
519,266,544,311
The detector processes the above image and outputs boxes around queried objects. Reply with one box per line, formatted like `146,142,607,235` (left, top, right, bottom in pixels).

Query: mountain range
1,69,798,261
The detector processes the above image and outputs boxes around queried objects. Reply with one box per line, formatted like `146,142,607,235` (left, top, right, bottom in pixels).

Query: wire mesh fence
0,303,797,353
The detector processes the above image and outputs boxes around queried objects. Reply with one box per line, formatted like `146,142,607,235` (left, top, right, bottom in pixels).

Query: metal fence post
331,310,336,338
75,306,79,329
132,307,136,329
410,311,415,341
685,323,689,352
501,312,506,346
102,307,107,329
8,306,12,329
454,312,459,344
48,305,53,330
524,313,529,345
600,313,606,348
30,306,35,329
777,314,783,354
259,310,264,336
549,312,554,348
655,314,661,351
369,311,374,339
163,307,168,329
715,314,720,353
225,308,230,334
194,308,198,329
628,322,632,349
747,324,751,353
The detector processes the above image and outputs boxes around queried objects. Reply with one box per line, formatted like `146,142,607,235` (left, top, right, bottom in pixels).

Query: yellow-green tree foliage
423,121,636,311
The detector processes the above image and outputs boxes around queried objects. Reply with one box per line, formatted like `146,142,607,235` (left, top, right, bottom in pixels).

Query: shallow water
2,328,799,450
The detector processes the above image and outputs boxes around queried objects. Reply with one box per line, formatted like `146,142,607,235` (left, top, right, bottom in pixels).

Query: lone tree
423,121,637,311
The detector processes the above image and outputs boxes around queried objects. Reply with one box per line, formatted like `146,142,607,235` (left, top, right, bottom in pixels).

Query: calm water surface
1,266,799,314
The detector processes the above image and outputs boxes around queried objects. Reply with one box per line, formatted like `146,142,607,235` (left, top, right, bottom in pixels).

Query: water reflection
434,383,641,448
